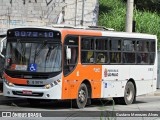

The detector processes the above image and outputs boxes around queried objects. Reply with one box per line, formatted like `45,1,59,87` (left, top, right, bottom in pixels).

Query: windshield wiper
34,40,47,63
17,39,25,56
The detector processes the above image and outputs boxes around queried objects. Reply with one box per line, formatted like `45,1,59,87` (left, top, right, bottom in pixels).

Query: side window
137,53,149,64
95,38,108,64
95,39,108,50
81,38,94,50
150,41,155,52
109,39,121,63
136,40,149,64
81,37,109,64
137,41,149,52
64,35,78,76
81,37,94,63
123,40,136,63
149,41,155,64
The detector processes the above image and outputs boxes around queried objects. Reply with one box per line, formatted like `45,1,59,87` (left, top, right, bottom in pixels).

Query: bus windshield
5,41,62,72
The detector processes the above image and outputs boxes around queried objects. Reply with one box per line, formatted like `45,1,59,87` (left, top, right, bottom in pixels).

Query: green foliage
98,0,160,46
99,0,126,31
134,10,160,45
135,0,160,12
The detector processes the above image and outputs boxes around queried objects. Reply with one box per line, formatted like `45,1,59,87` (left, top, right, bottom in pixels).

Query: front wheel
73,83,88,109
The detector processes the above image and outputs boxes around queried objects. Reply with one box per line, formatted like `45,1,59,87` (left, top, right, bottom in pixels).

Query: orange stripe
4,73,27,84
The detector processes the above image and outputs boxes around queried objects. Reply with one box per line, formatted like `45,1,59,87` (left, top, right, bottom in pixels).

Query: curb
143,89,160,96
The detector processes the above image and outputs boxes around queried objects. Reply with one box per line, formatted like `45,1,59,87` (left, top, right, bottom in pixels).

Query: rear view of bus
3,27,62,103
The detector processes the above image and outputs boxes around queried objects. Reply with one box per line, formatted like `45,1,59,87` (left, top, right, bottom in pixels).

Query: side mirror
66,46,71,60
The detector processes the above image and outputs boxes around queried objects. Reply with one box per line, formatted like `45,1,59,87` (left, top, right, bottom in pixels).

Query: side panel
62,65,102,99
101,65,129,98
130,65,154,95
61,30,103,99
101,65,155,98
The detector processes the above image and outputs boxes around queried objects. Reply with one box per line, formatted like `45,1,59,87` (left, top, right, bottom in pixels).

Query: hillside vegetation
98,0,160,47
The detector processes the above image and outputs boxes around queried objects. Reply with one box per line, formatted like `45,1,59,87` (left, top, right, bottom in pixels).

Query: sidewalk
151,88,160,96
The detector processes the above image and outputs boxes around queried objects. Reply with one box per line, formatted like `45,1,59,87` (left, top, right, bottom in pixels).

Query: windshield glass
5,41,62,72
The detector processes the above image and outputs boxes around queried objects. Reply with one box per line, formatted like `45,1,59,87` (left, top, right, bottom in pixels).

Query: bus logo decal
29,64,37,72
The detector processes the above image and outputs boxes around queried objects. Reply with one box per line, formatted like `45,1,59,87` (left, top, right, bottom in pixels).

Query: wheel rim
78,89,86,103
126,88,133,101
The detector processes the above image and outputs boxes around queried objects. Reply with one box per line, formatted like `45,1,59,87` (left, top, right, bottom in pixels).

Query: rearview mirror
66,46,71,60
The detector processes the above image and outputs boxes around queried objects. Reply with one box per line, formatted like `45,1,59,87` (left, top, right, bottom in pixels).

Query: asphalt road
0,95,160,120
0,82,160,120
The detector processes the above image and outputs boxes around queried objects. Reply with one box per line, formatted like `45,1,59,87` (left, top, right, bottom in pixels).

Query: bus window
150,53,155,64
64,35,78,76
150,41,155,52
81,51,94,63
123,40,135,63
110,52,121,63
110,39,121,51
109,39,121,63
123,40,135,51
96,52,108,63
95,38,108,50
81,37,95,64
137,41,149,52
149,41,155,64
137,53,149,64
81,38,94,50
123,53,135,63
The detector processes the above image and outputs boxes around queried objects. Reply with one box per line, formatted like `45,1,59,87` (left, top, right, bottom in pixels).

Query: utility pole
125,0,134,32
80,0,85,26
74,0,78,26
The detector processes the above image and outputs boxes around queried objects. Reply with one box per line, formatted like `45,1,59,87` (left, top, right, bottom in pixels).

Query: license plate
22,90,32,95
27,80,44,85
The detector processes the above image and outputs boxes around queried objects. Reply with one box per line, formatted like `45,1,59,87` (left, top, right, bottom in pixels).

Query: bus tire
73,83,88,109
27,98,40,106
121,81,135,105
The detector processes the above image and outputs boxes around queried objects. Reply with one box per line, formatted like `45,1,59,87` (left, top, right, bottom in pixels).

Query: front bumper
3,82,62,99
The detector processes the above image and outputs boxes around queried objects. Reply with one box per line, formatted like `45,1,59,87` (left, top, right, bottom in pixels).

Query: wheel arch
81,79,92,98
127,78,137,97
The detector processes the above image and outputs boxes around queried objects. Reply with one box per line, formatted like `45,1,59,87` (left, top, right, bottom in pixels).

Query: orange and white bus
3,26,157,108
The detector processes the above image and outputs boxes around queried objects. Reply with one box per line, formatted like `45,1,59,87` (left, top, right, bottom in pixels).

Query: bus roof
7,26,157,40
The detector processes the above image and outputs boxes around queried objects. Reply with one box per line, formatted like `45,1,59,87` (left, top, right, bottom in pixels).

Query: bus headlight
4,79,14,87
44,79,60,89
45,84,51,89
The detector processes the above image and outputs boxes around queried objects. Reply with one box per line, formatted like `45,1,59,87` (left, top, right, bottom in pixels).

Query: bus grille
12,91,43,97
14,84,45,87
8,74,49,79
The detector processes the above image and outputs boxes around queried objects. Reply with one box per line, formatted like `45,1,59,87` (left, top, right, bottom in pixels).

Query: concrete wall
0,0,99,34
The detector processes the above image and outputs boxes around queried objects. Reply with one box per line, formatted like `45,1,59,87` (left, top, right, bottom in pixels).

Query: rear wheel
114,81,136,105
73,83,88,109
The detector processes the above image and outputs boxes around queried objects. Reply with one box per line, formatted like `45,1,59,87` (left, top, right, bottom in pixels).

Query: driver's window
63,35,78,76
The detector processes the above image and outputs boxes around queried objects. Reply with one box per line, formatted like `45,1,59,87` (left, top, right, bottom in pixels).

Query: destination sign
7,28,61,39
14,31,54,38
